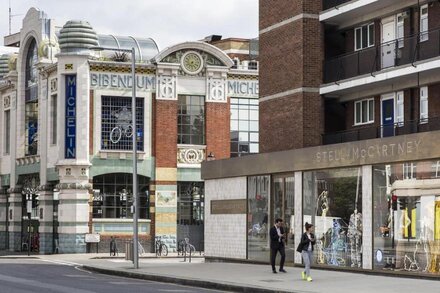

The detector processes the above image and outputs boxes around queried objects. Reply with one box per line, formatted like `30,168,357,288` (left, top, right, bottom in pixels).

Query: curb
82,265,294,293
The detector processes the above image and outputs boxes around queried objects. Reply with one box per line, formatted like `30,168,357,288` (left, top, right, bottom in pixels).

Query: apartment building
202,0,440,277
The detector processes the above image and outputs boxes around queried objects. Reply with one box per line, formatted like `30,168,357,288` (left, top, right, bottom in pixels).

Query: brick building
202,0,440,277
0,8,259,254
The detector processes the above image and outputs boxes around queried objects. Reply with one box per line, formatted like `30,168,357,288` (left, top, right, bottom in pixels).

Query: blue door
382,99,394,137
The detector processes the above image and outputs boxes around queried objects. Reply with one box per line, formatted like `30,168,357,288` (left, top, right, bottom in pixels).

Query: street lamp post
90,46,139,268
26,193,32,256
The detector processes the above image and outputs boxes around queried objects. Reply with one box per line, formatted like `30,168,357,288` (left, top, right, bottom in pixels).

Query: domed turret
58,20,98,54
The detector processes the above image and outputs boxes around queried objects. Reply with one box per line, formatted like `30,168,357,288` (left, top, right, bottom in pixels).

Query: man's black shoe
272,270,277,273
279,269,287,273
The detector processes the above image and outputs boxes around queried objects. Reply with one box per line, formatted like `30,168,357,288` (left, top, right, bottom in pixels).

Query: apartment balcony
322,29,440,96
323,0,353,11
322,116,440,145
321,0,416,26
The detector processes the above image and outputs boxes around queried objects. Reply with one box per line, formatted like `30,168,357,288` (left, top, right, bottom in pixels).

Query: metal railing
323,0,353,10
324,28,440,83
322,116,440,145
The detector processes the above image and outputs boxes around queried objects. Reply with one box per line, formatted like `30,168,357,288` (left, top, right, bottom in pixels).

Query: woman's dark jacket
298,232,316,252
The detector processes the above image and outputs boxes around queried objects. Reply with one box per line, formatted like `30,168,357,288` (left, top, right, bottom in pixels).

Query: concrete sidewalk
7,253,440,293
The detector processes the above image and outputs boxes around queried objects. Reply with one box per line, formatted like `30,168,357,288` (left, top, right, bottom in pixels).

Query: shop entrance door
177,182,204,253
272,175,295,264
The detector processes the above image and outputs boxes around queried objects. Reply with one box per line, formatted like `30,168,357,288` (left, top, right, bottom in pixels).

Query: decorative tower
55,20,98,253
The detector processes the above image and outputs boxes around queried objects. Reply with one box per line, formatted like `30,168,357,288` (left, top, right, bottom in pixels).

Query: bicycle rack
182,238,195,263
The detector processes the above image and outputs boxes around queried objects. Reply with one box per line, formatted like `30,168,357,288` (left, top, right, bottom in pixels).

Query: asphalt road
0,258,227,293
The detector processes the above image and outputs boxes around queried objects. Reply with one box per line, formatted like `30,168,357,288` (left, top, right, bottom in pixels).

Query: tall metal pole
131,47,139,269
27,194,31,256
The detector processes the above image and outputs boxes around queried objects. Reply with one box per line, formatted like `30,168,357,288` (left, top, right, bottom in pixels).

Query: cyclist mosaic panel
101,96,144,151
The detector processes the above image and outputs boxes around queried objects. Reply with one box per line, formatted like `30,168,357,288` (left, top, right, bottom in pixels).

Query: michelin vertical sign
65,75,76,159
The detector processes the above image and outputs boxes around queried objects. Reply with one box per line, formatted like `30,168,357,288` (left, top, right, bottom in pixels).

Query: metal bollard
125,240,133,261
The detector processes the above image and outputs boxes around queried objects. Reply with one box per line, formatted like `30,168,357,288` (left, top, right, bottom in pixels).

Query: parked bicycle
155,236,168,257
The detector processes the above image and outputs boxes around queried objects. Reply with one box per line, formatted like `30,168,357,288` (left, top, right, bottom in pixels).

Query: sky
0,0,258,53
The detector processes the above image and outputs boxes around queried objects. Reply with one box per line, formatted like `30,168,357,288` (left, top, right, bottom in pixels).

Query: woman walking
299,222,316,281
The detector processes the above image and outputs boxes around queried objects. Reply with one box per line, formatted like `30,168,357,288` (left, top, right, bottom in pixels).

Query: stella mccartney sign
315,139,422,164
201,131,440,180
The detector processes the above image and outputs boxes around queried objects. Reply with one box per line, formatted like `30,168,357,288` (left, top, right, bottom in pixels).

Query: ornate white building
0,8,259,253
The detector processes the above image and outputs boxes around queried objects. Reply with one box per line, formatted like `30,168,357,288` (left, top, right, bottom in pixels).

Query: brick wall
260,92,323,152
206,101,230,160
260,22,303,97
154,100,177,168
259,0,323,152
429,83,440,118
429,2,440,31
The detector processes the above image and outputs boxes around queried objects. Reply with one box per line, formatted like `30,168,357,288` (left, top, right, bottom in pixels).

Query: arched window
25,39,39,155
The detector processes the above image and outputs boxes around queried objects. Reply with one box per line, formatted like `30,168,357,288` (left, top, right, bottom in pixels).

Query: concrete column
362,165,373,270
294,171,303,264
7,187,23,251
38,187,54,254
56,177,90,254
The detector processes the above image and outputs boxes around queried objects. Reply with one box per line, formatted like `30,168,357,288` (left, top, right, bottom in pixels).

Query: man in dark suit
270,218,286,273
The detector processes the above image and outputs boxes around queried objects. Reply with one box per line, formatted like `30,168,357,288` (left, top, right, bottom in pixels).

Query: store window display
303,167,363,268
247,175,270,261
373,161,440,274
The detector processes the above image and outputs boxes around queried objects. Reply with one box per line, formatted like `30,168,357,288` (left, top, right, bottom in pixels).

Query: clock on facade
181,51,203,74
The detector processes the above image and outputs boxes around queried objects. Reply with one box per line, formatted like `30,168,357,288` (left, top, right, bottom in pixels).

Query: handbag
296,242,303,253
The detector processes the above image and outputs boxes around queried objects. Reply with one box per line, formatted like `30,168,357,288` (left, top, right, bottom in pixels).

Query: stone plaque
211,199,246,214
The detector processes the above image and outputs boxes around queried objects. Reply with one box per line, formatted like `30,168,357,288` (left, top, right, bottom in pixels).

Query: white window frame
403,163,416,180
433,161,440,178
354,98,374,125
420,86,428,122
396,13,405,48
420,4,428,42
396,91,404,126
355,23,375,51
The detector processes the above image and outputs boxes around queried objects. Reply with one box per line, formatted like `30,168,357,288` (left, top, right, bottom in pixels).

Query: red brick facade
206,101,230,160
259,0,323,152
154,100,178,168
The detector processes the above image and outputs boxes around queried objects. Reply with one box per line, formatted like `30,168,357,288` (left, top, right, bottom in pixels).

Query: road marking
157,289,194,292
74,266,93,274
108,281,144,285
40,259,81,266
108,259,130,263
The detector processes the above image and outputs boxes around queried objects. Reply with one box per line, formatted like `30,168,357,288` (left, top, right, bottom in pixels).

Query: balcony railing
323,0,353,10
324,28,440,83
322,116,440,145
